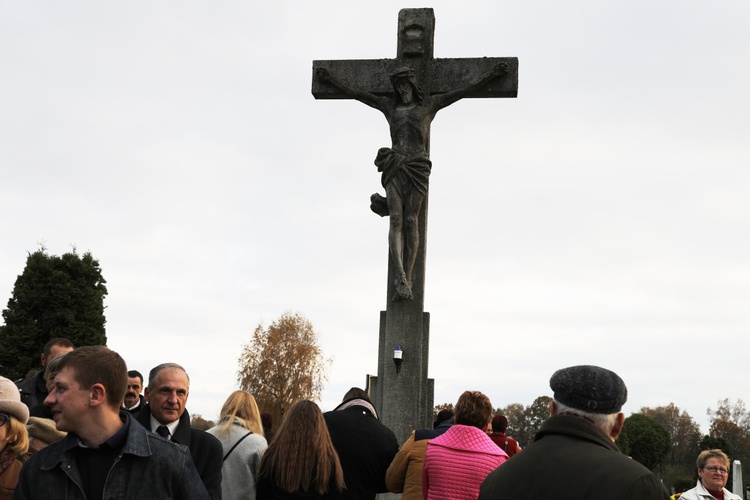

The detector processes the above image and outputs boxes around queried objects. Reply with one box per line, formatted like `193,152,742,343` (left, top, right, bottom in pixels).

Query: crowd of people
0,338,740,500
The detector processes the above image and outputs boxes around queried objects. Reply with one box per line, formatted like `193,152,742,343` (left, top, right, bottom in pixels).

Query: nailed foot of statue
393,274,413,301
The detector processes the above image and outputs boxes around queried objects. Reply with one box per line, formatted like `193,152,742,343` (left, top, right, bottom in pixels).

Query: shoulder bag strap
223,431,253,462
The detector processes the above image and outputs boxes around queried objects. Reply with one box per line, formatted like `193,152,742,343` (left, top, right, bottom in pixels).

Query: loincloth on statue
374,147,432,196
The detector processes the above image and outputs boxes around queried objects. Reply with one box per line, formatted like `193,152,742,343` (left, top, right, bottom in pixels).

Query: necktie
156,425,170,439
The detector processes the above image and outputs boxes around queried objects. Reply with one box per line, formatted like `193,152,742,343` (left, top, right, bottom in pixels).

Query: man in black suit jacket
134,362,223,500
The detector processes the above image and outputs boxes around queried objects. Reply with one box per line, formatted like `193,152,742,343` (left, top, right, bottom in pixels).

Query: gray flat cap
550,365,627,414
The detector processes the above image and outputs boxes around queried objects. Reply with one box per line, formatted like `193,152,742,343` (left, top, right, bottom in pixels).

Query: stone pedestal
368,310,434,444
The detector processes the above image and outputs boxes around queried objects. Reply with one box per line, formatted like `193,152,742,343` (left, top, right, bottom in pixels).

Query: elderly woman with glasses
0,376,29,500
679,449,741,500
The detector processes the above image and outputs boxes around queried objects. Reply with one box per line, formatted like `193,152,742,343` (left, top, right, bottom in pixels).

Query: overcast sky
1,1,748,434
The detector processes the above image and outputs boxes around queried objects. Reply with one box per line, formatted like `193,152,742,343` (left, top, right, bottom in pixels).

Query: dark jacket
15,372,46,410
324,404,399,500
478,413,671,500
12,412,209,499
135,404,223,500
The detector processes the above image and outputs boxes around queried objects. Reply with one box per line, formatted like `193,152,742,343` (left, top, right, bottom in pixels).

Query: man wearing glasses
678,449,741,500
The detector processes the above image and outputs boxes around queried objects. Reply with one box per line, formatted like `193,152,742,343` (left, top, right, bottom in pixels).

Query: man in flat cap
478,365,670,500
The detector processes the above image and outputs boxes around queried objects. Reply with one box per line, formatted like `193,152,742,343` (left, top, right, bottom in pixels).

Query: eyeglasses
703,465,729,475
0,413,9,427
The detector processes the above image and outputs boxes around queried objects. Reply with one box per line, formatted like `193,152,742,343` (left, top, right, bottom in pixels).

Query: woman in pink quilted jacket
422,391,508,500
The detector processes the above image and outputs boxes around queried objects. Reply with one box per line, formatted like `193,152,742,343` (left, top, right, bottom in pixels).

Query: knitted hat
549,365,627,414
0,375,30,424
26,416,66,444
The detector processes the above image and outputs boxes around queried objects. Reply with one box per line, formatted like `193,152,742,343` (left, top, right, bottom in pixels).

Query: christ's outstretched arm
316,67,388,112
432,62,509,111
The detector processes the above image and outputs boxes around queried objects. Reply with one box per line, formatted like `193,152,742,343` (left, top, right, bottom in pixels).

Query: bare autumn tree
641,403,701,467
640,403,702,490
708,398,750,431
190,414,215,431
707,398,750,465
237,312,330,426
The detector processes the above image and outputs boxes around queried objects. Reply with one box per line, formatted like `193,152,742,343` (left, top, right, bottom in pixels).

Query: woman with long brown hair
256,400,345,499
207,390,268,500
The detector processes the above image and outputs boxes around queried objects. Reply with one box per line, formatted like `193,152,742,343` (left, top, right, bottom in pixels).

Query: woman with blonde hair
207,390,268,500
256,400,345,499
679,449,741,500
0,376,29,500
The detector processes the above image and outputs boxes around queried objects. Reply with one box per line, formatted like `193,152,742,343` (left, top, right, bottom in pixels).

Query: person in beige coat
385,417,452,500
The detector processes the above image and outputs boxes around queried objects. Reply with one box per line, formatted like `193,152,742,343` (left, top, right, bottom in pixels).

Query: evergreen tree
0,249,107,379
617,413,671,470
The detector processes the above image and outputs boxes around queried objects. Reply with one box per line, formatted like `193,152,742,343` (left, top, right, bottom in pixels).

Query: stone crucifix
313,8,518,304
313,8,518,441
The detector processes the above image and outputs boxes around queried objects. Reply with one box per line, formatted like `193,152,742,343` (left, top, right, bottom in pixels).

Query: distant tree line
434,396,750,493
6,249,749,495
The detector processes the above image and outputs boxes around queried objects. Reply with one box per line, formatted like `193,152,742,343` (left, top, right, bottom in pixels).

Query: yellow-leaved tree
237,311,330,427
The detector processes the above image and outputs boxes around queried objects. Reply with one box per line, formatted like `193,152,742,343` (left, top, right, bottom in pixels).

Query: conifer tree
0,249,107,379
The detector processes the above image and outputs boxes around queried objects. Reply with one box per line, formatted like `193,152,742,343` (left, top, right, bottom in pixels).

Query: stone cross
312,8,518,442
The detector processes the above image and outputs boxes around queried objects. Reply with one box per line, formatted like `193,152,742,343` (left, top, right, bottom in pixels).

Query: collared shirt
149,414,179,439
123,397,143,412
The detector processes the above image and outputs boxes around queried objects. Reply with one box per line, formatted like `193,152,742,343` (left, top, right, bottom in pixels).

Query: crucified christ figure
317,62,508,301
